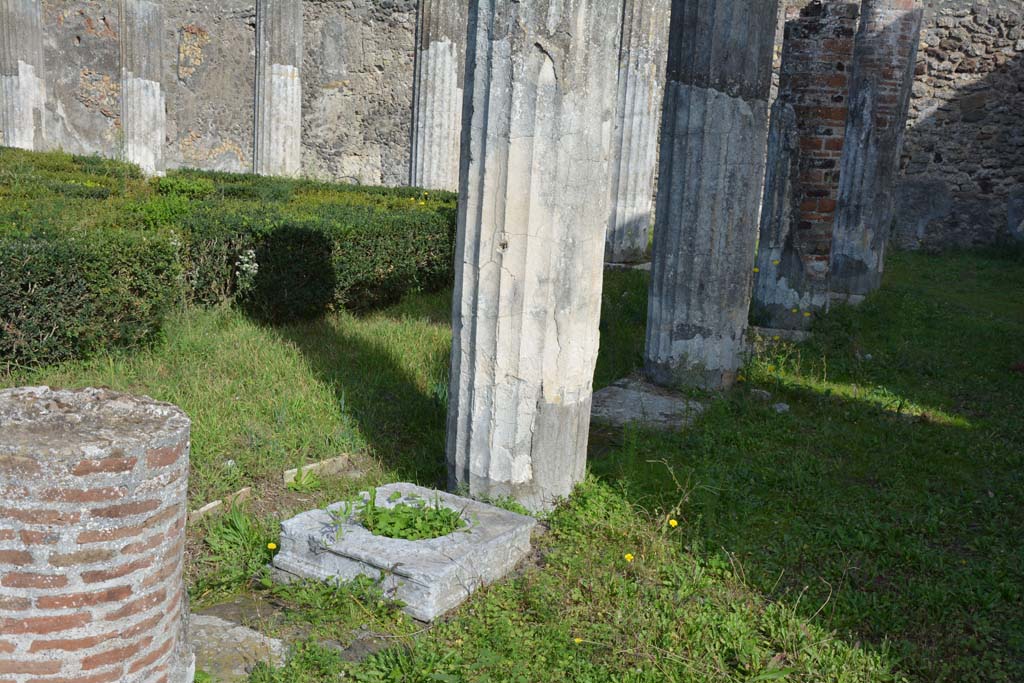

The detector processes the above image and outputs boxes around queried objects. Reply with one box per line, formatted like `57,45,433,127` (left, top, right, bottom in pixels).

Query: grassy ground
6,249,1022,682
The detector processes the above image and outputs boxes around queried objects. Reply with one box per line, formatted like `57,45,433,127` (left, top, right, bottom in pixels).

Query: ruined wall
163,2,255,173
41,1,121,157
301,0,416,186
898,3,1024,248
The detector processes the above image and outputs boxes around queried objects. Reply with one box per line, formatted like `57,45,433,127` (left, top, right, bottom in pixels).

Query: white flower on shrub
234,249,259,296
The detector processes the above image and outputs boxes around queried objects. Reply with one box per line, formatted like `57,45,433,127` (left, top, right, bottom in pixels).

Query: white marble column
830,0,923,301
605,0,670,265
645,0,780,390
446,0,623,511
0,0,46,150
122,0,166,175
254,0,303,177
409,0,466,191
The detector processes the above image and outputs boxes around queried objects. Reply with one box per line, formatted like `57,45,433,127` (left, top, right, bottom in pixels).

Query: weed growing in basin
327,489,468,542
361,489,467,541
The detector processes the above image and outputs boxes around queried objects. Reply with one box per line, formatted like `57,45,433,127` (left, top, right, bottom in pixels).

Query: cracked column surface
752,1,860,330
410,0,466,192
605,0,671,265
0,0,46,150
830,0,922,301
644,0,780,390
254,0,303,177
446,0,623,511
122,0,166,176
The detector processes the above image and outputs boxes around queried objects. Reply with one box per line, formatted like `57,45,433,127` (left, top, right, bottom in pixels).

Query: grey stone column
254,0,303,177
644,0,780,390
122,0,166,176
605,0,671,265
0,0,46,150
446,0,623,511
830,0,922,301
409,0,466,191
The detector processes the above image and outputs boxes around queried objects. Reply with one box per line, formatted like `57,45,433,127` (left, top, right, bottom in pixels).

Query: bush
0,228,182,369
0,151,458,367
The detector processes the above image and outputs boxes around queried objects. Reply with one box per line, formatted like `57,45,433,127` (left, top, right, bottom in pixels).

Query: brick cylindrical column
752,1,860,330
0,387,193,683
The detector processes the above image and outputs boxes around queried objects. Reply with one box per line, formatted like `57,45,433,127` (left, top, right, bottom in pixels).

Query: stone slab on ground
590,377,705,431
284,455,362,485
606,261,652,271
190,614,287,682
272,483,536,622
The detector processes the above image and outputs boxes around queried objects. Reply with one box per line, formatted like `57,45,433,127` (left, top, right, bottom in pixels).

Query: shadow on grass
589,250,1024,682
268,317,449,488
592,386,1023,681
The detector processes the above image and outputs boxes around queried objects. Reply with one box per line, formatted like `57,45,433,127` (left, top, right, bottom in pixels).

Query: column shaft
830,0,922,300
645,0,780,390
447,0,623,511
752,1,860,329
409,0,466,191
255,0,303,177
605,0,671,264
122,0,166,175
0,0,45,150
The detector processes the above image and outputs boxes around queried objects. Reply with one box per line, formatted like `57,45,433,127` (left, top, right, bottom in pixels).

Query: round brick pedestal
0,387,193,683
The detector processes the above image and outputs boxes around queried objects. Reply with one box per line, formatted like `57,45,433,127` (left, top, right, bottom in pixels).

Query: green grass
4,250,1022,682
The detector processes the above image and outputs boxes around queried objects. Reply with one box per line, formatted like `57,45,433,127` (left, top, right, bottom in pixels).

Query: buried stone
271,484,535,622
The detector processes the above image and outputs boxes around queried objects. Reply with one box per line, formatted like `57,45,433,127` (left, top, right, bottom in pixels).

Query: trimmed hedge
0,229,181,368
0,148,458,367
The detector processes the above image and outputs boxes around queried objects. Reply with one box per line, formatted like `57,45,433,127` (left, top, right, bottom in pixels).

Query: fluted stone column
0,0,46,150
410,0,466,191
605,0,671,264
122,0,166,176
254,0,303,177
447,0,623,511
752,1,860,330
830,0,922,301
645,0,779,390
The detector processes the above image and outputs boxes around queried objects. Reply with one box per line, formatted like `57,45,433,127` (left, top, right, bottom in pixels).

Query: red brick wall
782,2,860,270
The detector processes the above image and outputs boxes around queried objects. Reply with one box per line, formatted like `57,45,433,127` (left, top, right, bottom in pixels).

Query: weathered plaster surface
164,2,255,173
301,0,416,186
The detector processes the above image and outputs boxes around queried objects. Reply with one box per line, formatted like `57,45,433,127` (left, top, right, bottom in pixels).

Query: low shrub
0,150,459,367
0,227,182,369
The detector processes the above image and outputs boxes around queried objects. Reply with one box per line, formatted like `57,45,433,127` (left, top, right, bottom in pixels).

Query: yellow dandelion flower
753,267,760,273
791,308,799,314
803,312,811,318
267,542,277,551
624,553,635,563
573,637,583,644
772,335,781,341
767,365,776,372
773,259,780,265
669,519,679,528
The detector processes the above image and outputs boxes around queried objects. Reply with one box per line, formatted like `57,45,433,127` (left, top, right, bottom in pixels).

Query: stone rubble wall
897,4,1024,248
301,0,417,187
